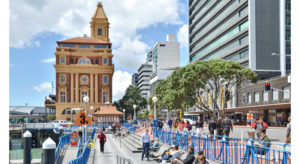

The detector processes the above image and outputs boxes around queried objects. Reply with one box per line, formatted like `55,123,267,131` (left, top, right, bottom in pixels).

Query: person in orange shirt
178,120,186,132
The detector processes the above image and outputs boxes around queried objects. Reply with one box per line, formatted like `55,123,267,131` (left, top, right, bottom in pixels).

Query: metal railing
55,134,71,162
66,128,96,164
116,155,133,164
153,128,291,164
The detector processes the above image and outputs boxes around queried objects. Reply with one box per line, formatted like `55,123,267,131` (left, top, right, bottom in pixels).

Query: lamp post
133,104,137,124
83,96,89,144
90,106,93,127
123,109,126,124
152,96,158,129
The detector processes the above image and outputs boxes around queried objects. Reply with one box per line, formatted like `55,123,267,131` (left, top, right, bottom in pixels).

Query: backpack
100,134,105,142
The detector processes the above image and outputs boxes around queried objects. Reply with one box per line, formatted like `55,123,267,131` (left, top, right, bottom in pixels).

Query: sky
9,0,189,106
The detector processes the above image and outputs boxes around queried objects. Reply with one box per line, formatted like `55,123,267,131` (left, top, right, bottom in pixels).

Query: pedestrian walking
141,128,151,161
97,130,106,153
216,117,223,140
168,118,173,129
208,117,217,136
195,117,204,136
285,116,291,143
221,115,233,138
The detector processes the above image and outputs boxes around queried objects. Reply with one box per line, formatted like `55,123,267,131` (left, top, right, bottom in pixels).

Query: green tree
155,59,257,117
114,85,147,119
47,114,56,121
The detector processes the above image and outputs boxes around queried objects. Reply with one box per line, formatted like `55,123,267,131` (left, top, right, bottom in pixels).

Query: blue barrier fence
67,128,96,164
55,134,71,162
153,128,291,164
123,123,136,132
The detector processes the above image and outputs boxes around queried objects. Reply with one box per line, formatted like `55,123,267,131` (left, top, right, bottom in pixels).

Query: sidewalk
88,134,158,164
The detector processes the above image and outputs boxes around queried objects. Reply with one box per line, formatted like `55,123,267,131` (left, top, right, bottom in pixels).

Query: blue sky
9,0,189,106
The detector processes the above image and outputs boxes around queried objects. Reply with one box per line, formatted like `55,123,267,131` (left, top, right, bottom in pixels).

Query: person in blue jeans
141,128,151,161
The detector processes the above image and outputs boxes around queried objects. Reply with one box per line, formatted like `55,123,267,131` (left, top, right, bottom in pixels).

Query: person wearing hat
171,145,195,164
151,138,160,151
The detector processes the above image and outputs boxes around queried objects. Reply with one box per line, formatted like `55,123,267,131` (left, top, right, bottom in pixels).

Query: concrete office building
150,34,180,95
189,0,291,79
137,63,153,98
131,73,138,86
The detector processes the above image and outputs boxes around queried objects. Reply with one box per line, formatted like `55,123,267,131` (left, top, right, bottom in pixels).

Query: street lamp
152,96,158,129
83,96,89,144
123,109,126,124
133,104,137,124
90,106,93,126
271,53,291,77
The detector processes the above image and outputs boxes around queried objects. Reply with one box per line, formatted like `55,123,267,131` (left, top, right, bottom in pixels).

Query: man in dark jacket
221,115,233,138
208,117,217,136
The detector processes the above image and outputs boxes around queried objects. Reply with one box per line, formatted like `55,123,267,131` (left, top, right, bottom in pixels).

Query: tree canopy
155,59,257,117
113,85,147,118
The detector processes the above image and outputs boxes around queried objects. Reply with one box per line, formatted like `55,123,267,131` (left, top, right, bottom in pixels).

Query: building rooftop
94,105,124,115
9,106,45,115
57,37,110,45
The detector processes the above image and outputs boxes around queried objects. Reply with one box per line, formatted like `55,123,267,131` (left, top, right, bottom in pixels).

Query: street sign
247,113,253,120
74,110,91,125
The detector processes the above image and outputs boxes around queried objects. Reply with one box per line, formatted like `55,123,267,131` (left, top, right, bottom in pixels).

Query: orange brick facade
53,3,115,121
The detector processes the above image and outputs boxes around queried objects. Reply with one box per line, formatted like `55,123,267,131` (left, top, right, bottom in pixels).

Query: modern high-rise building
137,63,153,98
131,73,138,86
189,0,291,79
52,3,115,121
150,34,180,95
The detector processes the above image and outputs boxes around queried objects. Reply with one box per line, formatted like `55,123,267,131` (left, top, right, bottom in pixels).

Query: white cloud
177,24,189,49
10,0,183,71
113,70,132,101
42,57,56,63
33,82,52,93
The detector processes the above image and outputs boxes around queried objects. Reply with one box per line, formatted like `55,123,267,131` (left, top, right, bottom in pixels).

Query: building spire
90,2,110,42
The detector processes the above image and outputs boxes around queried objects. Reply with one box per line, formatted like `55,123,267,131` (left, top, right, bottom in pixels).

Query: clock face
82,76,88,82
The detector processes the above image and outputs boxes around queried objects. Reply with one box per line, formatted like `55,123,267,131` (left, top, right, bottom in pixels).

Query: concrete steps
121,133,143,153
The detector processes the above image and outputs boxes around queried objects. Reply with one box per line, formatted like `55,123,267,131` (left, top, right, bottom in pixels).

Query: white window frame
273,90,279,101
247,93,252,103
283,86,290,99
60,92,66,103
103,92,108,103
263,91,269,102
254,92,259,102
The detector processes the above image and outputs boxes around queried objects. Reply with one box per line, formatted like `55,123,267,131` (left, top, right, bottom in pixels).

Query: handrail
67,128,96,164
116,155,133,164
55,134,71,162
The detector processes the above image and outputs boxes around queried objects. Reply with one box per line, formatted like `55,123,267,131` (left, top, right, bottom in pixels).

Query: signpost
247,113,253,120
74,110,92,126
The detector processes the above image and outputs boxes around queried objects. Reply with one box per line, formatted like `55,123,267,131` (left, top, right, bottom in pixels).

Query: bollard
59,126,64,136
42,137,56,164
23,131,32,164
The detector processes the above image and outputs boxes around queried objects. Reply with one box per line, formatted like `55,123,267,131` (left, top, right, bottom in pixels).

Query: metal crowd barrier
153,128,291,164
67,128,96,164
123,123,136,132
55,134,71,162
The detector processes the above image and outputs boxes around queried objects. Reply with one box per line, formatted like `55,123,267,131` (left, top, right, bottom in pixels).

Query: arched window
78,58,91,64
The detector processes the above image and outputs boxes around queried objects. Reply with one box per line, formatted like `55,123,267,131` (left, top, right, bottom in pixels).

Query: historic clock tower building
54,3,114,121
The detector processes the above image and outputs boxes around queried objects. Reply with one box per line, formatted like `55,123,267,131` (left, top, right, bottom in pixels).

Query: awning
187,103,290,114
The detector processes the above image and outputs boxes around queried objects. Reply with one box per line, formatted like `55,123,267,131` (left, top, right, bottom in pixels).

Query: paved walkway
59,144,78,164
88,134,158,164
